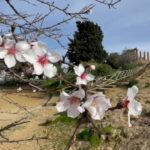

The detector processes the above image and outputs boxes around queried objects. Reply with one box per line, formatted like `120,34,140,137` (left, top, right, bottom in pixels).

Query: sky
0,0,150,55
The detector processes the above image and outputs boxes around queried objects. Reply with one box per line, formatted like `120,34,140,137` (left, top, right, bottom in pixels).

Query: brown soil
0,67,149,150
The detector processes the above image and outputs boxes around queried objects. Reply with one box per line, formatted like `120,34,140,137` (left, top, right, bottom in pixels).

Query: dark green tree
66,21,107,64
107,52,120,69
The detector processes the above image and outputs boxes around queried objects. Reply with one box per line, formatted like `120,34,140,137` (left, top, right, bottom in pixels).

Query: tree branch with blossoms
0,33,143,149
0,1,144,149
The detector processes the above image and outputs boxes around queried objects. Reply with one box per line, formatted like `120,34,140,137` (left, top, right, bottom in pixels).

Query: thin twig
0,117,29,133
0,135,48,143
9,69,46,92
64,117,83,150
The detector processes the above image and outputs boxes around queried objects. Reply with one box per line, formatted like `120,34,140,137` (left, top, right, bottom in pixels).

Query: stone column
135,49,138,62
143,51,146,61
147,52,150,61
139,51,142,60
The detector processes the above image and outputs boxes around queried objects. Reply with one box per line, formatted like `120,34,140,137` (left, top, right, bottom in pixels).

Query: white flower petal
33,62,44,75
43,64,57,78
96,98,111,110
72,88,85,100
87,106,99,120
56,100,70,112
76,77,87,85
127,85,139,101
86,92,111,120
32,41,48,56
16,52,26,62
4,55,16,68
86,74,95,81
15,41,30,52
4,39,15,49
83,98,93,108
67,106,80,118
74,64,85,76
60,91,70,101
128,100,142,116
23,50,37,64
48,51,61,63
77,106,85,113
0,49,7,59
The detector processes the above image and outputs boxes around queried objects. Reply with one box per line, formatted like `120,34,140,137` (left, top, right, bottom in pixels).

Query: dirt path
0,67,149,150
0,91,58,150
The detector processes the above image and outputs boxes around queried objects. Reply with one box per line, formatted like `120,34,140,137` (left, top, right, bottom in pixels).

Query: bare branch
8,69,46,92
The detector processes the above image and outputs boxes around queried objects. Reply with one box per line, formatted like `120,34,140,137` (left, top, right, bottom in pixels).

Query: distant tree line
107,48,138,69
66,20,138,70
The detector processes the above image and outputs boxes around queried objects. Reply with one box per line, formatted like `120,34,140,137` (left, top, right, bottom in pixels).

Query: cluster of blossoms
56,64,112,120
56,64,142,126
0,34,61,78
0,34,142,127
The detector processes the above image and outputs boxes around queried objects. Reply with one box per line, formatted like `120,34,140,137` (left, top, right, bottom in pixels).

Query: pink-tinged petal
0,49,7,59
97,105,107,120
48,51,61,63
4,55,16,68
127,85,139,101
4,39,15,49
86,74,95,81
72,88,85,99
15,41,30,52
43,64,57,78
128,100,142,116
77,106,85,113
76,77,87,85
87,106,99,120
33,62,44,75
67,106,80,118
86,92,111,120
95,93,112,110
32,41,48,56
56,100,70,112
74,64,85,76
15,52,26,62
60,91,70,101
83,98,93,108
0,36,3,45
23,50,37,64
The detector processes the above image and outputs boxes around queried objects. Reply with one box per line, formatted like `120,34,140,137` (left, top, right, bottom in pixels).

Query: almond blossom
56,88,85,118
0,39,26,68
123,85,142,127
74,64,95,85
83,92,111,120
15,41,31,52
23,41,61,78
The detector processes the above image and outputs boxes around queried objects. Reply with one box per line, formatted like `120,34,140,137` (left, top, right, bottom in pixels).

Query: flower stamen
70,96,80,105
38,55,49,66
80,73,87,80
8,47,17,55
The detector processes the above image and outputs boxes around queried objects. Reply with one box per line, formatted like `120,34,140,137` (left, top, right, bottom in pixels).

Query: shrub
82,61,114,77
121,63,137,70
92,63,114,77
127,79,138,87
